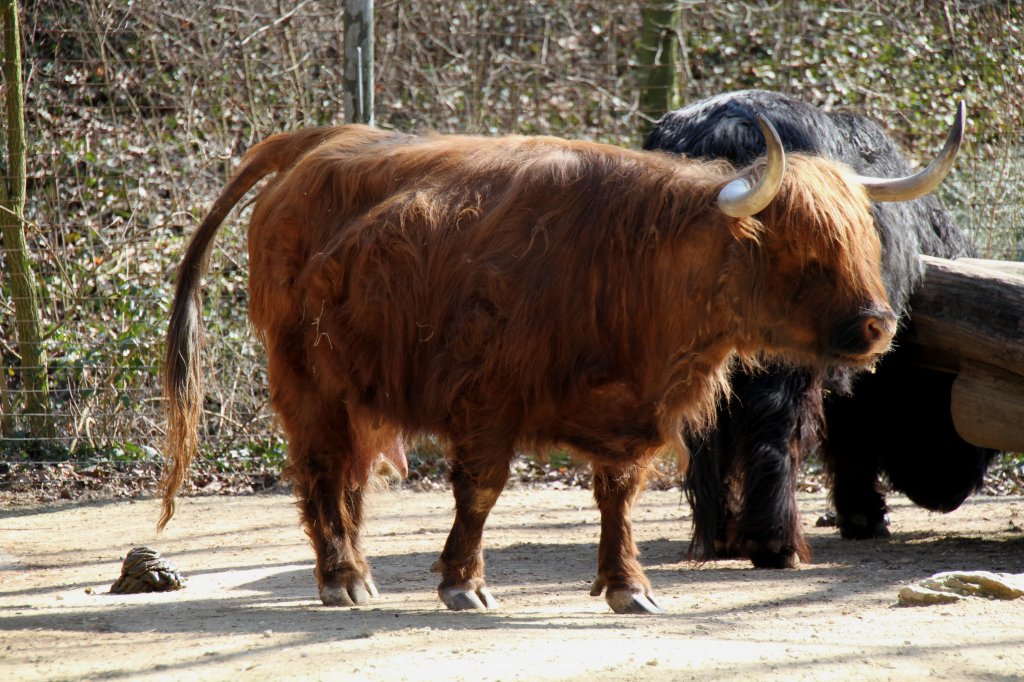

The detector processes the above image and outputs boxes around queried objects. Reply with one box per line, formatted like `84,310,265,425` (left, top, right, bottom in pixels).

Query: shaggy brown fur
161,124,894,613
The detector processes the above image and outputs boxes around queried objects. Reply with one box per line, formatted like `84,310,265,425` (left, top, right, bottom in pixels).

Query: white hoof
606,589,664,615
439,585,499,611
319,576,379,606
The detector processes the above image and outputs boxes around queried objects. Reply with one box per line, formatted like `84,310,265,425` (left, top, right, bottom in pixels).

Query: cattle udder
159,119,894,615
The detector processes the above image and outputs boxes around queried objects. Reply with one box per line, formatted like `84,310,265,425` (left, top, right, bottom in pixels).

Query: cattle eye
793,263,835,302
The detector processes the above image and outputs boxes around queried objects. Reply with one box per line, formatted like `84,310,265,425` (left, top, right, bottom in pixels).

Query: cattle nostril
865,318,882,342
863,314,896,346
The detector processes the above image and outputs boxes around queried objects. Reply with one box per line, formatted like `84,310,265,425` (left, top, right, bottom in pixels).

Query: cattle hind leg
285,408,379,606
683,431,734,562
432,440,512,610
293,467,379,606
269,339,379,606
590,463,663,614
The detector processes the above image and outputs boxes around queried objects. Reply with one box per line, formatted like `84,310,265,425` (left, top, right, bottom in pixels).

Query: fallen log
957,258,1024,279
908,256,1024,377
951,361,1024,452
906,256,1024,452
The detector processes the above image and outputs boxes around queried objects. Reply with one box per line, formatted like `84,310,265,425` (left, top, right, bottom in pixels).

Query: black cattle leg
730,369,816,567
825,350,999,539
683,427,736,561
822,386,890,540
878,364,998,513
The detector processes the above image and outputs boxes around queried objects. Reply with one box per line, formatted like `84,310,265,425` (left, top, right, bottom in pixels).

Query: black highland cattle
644,90,1000,568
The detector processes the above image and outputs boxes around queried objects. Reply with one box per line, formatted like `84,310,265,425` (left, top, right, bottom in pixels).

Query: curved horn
852,101,966,202
717,113,786,218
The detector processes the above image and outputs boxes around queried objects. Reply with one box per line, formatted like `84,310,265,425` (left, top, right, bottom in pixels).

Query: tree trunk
1,0,52,440
635,4,680,140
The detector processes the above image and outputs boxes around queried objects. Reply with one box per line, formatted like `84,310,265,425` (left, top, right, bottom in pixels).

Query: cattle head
718,105,964,367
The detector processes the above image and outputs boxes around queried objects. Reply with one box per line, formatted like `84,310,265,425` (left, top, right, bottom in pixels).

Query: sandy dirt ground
2,486,1023,681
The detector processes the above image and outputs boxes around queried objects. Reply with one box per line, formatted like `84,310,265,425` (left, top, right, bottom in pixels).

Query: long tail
159,127,339,529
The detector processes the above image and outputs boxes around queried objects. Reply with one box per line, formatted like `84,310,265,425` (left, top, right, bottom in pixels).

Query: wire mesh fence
2,1,1022,495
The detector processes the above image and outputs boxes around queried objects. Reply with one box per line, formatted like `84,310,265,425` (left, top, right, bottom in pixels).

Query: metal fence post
343,0,373,125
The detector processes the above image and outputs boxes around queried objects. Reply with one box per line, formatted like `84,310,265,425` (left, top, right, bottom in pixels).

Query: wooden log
907,256,1024,378
951,361,1024,452
905,256,1024,451
957,258,1024,279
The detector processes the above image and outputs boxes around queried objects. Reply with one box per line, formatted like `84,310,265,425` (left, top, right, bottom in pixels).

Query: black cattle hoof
745,539,800,569
749,549,801,569
816,510,838,527
710,539,745,559
837,513,891,540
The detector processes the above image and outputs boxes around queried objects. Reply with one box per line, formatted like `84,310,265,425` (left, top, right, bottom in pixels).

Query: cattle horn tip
854,100,966,202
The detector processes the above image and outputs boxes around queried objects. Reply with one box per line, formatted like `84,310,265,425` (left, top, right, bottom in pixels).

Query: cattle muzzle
828,305,898,363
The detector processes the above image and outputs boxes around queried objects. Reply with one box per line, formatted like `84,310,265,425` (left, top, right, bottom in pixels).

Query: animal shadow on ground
4,527,1022,646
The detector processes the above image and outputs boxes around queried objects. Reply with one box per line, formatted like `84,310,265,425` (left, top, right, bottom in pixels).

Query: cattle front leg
738,444,806,569
433,452,510,610
590,464,663,614
726,369,815,568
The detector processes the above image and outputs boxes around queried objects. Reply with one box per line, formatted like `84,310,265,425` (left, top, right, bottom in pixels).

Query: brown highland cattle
160,118,934,614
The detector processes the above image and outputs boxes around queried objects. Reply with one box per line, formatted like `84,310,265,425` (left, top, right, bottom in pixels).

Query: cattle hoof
439,585,499,611
816,511,838,527
319,576,379,607
838,513,891,540
605,590,665,615
743,539,800,569
750,550,801,569
840,523,891,540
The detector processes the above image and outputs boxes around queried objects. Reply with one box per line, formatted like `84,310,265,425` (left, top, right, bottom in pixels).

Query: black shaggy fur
645,90,1000,567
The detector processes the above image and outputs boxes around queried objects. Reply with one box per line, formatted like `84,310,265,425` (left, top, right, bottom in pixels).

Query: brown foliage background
1,1,1021,496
